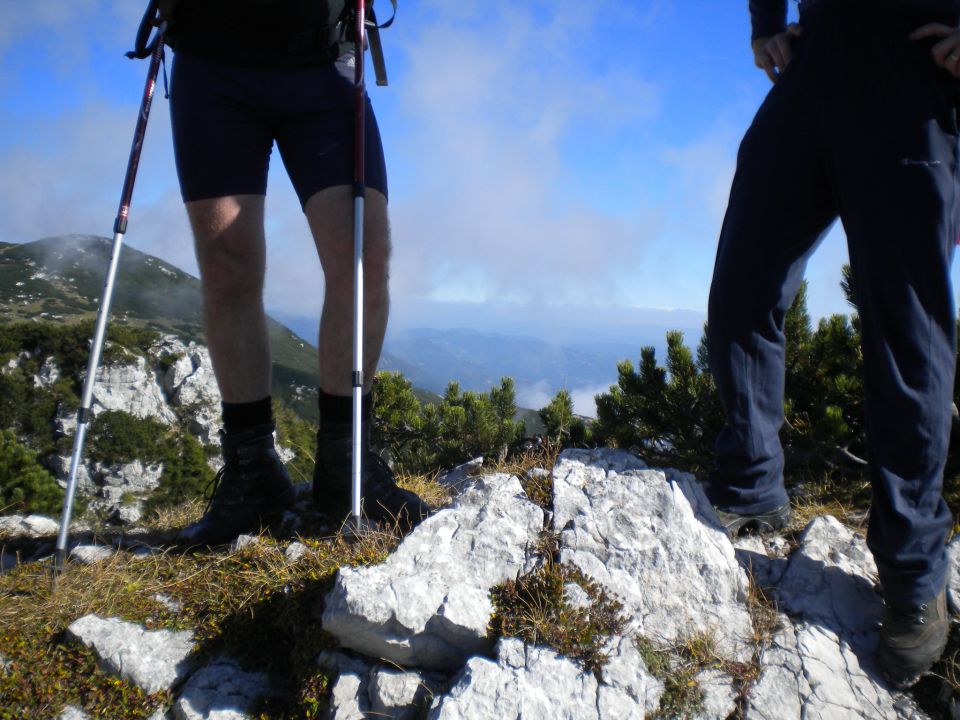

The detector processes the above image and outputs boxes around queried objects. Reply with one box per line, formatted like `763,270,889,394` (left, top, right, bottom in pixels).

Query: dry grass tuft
0,515,402,719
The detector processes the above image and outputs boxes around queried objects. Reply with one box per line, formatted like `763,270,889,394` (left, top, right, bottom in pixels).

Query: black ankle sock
318,390,371,429
222,396,273,434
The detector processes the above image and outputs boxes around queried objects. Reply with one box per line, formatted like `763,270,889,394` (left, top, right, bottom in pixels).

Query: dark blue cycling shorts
169,50,388,209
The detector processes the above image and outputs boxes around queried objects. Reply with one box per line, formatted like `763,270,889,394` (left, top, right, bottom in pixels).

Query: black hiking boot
712,502,791,538
312,423,431,532
177,423,295,547
878,588,949,689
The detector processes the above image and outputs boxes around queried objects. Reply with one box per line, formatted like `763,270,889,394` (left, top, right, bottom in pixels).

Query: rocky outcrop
9,449,950,718
46,335,223,523
322,473,545,671
552,448,755,662
156,337,221,445
745,516,918,720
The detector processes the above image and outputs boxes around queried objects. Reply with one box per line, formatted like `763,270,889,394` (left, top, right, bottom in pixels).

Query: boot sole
715,504,791,538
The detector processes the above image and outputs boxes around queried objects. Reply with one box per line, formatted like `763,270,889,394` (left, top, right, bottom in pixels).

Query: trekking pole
350,0,368,532
52,21,168,586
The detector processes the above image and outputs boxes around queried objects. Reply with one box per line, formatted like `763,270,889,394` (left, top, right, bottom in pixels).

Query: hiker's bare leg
305,186,390,396
186,194,271,403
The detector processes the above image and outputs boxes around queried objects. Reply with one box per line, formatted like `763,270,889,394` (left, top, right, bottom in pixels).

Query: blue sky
1,0,954,333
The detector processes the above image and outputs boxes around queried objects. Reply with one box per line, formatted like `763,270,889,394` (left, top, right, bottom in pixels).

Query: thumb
787,23,803,36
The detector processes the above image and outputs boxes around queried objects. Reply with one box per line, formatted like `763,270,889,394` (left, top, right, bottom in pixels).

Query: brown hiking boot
878,588,949,689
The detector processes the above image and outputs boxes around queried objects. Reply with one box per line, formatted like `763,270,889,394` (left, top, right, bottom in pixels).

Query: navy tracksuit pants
707,0,958,606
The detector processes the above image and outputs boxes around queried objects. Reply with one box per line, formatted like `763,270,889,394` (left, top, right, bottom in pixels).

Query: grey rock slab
429,637,656,720
368,667,446,720
436,456,483,496
776,515,881,634
598,635,664,717
733,534,787,588
693,669,738,720
748,516,926,719
322,473,544,671
552,448,754,661
316,651,371,720
0,514,59,538
329,672,369,720
745,619,926,720
66,614,194,694
174,659,274,720
70,545,116,564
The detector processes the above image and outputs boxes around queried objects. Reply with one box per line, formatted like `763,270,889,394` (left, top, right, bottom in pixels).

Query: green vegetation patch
0,429,63,516
488,558,626,674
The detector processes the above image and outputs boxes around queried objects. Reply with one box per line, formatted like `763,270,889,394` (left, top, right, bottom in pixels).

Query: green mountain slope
0,236,322,420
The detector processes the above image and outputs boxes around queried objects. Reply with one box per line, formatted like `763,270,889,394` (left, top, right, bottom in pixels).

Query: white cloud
382,1,664,306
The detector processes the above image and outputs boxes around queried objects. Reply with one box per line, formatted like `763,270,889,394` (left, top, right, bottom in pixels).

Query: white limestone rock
174,659,273,720
158,338,221,444
776,515,881,634
745,516,926,719
746,620,924,719
317,650,371,720
733,534,789,588
0,514,59,538
597,635,664,717
329,672,370,720
284,541,310,563
322,473,544,671
88,355,177,424
368,667,446,720
50,455,94,492
35,356,61,388
66,614,194,694
153,594,183,614
96,460,164,492
552,448,754,661
437,457,483,495
429,636,658,720
69,545,115,565
693,669,738,720
230,534,260,552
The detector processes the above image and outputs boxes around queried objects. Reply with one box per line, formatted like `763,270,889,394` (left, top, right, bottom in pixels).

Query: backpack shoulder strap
367,0,397,86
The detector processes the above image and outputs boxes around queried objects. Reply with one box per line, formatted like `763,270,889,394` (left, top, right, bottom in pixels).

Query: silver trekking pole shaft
53,26,167,583
351,0,368,527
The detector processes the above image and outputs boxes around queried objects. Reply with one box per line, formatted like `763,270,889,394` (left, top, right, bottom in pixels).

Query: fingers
909,22,955,41
932,34,960,74
914,24,960,78
753,25,803,84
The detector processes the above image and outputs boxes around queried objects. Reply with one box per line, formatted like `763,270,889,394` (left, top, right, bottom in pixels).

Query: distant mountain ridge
0,235,417,421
